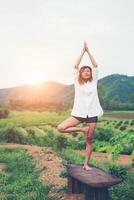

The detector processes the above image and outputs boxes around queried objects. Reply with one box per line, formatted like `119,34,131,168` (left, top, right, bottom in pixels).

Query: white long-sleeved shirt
71,67,104,118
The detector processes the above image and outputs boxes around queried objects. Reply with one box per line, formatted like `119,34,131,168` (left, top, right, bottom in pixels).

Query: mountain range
0,73,134,110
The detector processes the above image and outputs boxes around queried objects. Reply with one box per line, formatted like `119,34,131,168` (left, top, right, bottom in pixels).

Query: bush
68,139,86,150
94,127,113,141
0,108,9,118
0,124,25,143
116,121,123,126
130,120,134,126
119,125,127,131
54,134,68,149
108,164,127,180
123,120,129,124
111,144,124,160
131,149,134,161
60,169,68,178
93,141,110,152
110,172,134,200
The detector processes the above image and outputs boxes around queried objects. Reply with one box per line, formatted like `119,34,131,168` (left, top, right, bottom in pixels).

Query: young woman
57,42,104,170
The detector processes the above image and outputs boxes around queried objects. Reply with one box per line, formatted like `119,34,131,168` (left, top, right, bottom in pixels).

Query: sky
0,0,134,88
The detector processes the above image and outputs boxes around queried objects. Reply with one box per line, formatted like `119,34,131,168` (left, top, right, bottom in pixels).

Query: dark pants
71,115,98,123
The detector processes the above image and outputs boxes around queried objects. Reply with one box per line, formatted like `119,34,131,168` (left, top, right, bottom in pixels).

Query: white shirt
71,67,104,118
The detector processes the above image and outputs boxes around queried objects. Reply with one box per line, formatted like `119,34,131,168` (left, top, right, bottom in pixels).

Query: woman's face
81,68,91,79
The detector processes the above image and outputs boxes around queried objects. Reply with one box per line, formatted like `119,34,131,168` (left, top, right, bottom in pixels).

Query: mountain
0,81,74,103
99,74,134,103
0,73,134,110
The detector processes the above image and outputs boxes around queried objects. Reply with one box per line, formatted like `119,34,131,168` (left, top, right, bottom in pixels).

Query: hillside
0,73,134,110
0,81,74,103
99,74,134,103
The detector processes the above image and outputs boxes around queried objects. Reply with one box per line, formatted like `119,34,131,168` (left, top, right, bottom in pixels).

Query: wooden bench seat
65,164,123,200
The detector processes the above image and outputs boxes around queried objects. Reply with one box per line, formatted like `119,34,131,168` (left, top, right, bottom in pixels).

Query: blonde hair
78,66,93,85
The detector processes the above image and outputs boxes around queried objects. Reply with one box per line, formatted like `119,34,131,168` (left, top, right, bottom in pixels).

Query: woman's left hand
84,41,89,52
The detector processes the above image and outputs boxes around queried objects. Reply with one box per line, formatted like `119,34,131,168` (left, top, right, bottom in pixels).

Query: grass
1,109,133,129
0,110,69,128
0,147,53,200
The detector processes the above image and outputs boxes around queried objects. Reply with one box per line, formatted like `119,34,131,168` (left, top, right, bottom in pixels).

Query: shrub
111,144,124,161
108,164,127,180
116,121,123,126
109,172,134,200
0,108,10,118
119,125,127,131
0,124,25,143
59,169,68,178
123,120,129,124
130,120,134,126
54,134,68,149
94,127,113,141
131,149,134,161
93,141,110,152
68,139,86,150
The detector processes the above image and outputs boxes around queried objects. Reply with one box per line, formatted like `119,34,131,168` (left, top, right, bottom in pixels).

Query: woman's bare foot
83,164,92,171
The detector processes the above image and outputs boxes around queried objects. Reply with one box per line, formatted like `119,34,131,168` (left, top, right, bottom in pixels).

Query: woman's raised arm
85,42,98,68
74,43,86,69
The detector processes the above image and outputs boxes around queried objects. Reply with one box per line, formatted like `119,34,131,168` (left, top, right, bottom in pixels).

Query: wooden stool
65,164,123,200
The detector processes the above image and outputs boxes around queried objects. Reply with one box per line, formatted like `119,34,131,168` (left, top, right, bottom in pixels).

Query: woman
57,42,104,170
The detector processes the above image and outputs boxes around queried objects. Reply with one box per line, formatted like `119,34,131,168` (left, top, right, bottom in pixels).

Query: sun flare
25,71,45,85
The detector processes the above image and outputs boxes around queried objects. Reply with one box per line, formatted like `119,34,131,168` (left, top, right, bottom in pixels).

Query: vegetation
0,148,53,200
0,108,9,119
59,149,134,200
99,74,134,110
0,110,134,199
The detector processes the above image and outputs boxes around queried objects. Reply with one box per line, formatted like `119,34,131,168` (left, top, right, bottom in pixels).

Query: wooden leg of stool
68,175,73,194
85,186,110,200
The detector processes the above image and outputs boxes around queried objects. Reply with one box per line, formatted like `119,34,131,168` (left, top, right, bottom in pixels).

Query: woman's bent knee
57,124,65,132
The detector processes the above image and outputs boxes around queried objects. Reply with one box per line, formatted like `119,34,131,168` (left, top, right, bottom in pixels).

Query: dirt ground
104,113,134,119
86,151,133,166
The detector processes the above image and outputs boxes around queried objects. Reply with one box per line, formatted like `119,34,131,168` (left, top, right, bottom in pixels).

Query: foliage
0,108,9,118
131,149,134,161
0,148,53,200
59,169,68,178
108,164,127,179
94,127,114,141
0,123,25,143
109,172,134,200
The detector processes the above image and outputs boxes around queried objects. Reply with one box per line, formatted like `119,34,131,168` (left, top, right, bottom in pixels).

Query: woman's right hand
83,42,87,52
84,41,89,52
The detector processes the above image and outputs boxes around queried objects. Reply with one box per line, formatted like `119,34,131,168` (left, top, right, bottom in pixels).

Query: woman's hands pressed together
74,41,98,69
83,41,89,53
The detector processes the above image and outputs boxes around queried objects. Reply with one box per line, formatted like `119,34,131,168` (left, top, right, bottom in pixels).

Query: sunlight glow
25,71,45,85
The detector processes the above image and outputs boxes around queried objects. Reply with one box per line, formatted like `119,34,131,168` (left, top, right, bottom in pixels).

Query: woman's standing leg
83,122,97,170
